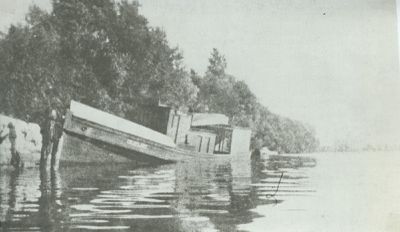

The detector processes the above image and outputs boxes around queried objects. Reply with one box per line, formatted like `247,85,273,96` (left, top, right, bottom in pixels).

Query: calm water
1,151,400,232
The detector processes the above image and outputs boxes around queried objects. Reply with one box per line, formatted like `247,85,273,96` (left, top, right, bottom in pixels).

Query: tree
206,48,226,77
160,72,198,111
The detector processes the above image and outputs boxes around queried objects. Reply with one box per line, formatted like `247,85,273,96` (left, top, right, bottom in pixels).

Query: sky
0,0,399,146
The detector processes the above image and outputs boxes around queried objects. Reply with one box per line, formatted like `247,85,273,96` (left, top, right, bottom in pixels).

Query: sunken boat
57,100,251,165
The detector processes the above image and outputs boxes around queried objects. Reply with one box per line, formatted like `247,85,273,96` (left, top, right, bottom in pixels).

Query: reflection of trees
0,168,66,231
173,157,272,232
0,155,316,232
266,155,317,171
38,168,63,232
3,168,20,230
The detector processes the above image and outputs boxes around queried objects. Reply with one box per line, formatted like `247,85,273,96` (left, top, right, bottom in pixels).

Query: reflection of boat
58,101,252,165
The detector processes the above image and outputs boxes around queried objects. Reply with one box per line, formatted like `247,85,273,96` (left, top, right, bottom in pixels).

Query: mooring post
40,108,57,169
52,135,63,170
8,122,20,168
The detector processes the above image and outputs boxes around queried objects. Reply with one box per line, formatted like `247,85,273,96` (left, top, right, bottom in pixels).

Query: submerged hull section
59,133,138,164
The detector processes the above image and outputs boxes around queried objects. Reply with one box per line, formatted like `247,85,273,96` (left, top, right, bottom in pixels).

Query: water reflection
37,168,64,231
0,154,316,231
0,167,63,231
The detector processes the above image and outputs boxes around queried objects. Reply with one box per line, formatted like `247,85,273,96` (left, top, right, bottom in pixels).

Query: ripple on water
0,153,324,232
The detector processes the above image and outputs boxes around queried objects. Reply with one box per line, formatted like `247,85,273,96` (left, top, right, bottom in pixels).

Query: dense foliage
194,49,318,153
0,0,318,153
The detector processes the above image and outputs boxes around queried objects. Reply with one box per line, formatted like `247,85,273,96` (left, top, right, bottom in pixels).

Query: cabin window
206,137,211,153
213,129,232,154
198,136,203,152
173,116,181,143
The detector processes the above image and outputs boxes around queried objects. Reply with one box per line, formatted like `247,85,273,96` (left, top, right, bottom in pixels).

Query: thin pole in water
266,172,284,198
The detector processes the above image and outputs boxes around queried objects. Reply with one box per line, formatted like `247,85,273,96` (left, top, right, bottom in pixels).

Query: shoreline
0,114,41,167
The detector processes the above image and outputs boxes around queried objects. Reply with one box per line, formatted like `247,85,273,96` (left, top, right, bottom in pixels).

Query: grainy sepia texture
0,0,399,231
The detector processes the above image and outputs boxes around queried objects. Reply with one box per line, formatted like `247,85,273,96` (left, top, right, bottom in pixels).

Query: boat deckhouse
127,104,251,155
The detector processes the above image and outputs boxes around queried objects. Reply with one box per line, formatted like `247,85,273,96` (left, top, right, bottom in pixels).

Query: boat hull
58,111,217,165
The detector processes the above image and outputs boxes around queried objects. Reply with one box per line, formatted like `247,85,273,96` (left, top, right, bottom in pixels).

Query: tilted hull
58,112,219,165
55,101,239,166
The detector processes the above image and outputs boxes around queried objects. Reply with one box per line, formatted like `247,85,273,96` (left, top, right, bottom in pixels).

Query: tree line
0,0,318,153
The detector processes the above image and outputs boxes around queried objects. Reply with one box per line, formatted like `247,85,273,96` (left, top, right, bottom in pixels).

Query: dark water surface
4,152,396,232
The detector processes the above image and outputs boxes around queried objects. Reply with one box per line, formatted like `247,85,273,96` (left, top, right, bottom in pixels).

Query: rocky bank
0,114,42,167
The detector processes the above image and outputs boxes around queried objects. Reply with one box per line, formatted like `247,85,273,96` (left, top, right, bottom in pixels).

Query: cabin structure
127,104,251,155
